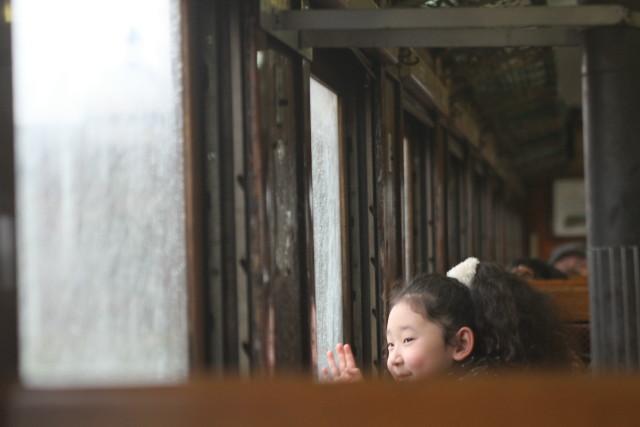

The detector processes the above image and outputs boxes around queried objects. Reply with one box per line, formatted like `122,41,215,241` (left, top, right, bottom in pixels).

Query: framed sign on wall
552,178,586,237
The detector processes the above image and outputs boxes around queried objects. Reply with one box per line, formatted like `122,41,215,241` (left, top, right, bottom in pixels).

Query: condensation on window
13,0,188,386
309,77,343,377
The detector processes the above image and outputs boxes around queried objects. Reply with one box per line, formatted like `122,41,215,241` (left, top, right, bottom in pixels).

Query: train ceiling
393,0,577,180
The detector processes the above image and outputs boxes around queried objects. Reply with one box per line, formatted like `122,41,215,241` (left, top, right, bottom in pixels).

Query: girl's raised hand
322,343,363,383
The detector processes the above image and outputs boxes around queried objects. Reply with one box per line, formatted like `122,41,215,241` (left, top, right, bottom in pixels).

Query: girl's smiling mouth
394,373,412,381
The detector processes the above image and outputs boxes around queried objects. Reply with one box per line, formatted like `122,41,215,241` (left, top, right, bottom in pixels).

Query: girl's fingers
326,350,340,378
346,368,362,380
322,367,331,380
336,343,347,372
344,344,357,370
324,345,363,383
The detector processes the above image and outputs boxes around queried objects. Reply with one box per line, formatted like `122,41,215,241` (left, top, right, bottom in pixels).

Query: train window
472,170,484,259
446,136,468,267
403,113,435,275
401,135,413,280
447,154,462,266
310,49,388,373
309,76,344,376
13,0,188,386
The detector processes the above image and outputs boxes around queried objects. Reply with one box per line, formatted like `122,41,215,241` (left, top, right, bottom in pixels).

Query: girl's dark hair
510,257,567,279
389,263,572,370
470,262,572,368
390,274,478,359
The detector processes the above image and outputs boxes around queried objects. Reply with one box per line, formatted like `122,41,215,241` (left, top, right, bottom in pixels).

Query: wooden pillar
244,0,273,373
362,73,380,373
374,70,400,317
259,49,309,373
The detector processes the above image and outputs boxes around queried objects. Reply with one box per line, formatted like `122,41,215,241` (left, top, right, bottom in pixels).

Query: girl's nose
389,349,403,366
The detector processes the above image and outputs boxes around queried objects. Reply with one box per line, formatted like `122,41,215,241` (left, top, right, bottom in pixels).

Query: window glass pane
402,137,411,280
310,77,343,376
13,0,188,386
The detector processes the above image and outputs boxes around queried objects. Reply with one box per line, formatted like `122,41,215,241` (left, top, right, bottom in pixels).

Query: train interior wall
1,0,588,377
9,3,640,422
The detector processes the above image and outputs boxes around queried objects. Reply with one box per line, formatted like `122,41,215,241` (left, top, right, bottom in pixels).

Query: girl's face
386,301,456,381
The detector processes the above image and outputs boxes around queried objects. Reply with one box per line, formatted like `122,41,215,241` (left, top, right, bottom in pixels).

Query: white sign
553,179,586,237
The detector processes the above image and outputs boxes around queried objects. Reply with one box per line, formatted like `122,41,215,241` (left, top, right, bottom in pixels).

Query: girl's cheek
405,351,428,370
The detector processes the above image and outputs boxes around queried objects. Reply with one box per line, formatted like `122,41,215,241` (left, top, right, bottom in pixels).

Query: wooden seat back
529,277,590,362
528,277,589,323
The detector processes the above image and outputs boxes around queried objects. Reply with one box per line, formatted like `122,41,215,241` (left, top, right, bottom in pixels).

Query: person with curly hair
323,258,572,382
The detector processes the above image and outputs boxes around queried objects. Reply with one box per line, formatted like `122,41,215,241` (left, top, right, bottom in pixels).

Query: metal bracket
260,0,312,60
261,5,640,48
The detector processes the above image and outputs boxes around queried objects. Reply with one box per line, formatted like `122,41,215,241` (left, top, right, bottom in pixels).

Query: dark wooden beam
262,48,308,373
297,58,315,373
0,10,18,382
180,0,206,375
244,0,272,373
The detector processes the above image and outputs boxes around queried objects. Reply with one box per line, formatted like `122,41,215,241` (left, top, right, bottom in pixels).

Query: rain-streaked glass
309,77,343,376
13,0,188,386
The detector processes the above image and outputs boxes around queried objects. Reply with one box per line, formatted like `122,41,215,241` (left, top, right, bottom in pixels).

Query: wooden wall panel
260,49,309,373
245,0,272,373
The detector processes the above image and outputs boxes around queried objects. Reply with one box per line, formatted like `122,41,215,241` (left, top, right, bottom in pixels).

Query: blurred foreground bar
5,375,640,426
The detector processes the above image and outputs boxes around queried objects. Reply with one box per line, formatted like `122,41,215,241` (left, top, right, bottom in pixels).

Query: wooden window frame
0,7,18,381
309,49,365,370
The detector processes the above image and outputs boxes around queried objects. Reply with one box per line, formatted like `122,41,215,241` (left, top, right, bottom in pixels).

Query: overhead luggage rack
260,4,640,49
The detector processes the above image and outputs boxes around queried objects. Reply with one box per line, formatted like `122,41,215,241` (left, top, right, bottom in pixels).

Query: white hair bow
446,257,480,287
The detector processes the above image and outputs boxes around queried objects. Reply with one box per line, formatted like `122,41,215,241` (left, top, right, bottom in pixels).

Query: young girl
323,258,572,382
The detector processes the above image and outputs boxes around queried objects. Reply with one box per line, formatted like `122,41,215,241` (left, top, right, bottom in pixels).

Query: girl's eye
386,343,395,350
403,337,414,344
